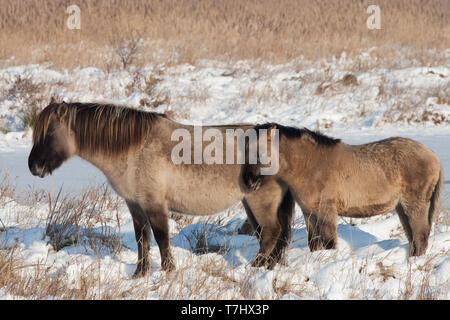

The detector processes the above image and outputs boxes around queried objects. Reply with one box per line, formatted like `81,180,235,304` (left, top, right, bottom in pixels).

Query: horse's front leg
126,200,151,277
303,211,322,251
145,204,175,272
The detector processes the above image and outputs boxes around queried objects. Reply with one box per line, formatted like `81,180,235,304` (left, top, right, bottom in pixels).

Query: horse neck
279,136,322,181
76,147,128,181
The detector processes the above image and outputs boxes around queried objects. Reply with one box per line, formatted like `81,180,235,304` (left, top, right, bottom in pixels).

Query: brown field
1,0,449,69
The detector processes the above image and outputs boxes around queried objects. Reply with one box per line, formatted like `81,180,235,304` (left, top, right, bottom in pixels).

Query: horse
28,102,294,277
242,123,443,257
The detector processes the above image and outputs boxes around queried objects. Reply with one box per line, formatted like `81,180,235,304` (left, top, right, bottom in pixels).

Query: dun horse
243,123,443,256
28,102,294,276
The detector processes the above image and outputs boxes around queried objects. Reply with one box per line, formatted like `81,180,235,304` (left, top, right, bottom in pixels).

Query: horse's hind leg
397,200,431,256
395,203,413,244
126,200,151,277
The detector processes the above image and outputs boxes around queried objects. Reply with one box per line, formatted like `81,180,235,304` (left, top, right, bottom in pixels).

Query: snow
0,51,449,299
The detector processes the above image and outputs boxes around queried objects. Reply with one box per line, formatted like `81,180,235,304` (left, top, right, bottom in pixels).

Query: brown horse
242,123,443,257
28,102,294,276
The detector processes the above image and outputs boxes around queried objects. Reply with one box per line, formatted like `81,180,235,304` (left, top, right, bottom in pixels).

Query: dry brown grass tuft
5,73,48,129
0,171,16,206
45,185,123,253
1,0,448,69
126,68,170,108
316,73,359,95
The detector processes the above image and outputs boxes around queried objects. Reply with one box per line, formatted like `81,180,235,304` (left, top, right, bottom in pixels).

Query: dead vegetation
110,35,142,71
5,73,47,130
0,176,449,299
379,85,449,126
45,185,123,253
0,172,16,205
125,68,170,109
315,73,359,95
0,1,448,300
1,0,448,69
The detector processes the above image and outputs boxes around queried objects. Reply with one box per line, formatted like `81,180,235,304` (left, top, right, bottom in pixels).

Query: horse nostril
28,155,37,173
28,160,41,176
30,163,38,176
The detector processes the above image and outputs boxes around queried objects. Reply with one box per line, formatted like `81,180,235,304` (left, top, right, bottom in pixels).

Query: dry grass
1,0,448,69
125,68,170,108
315,73,359,95
0,171,16,205
0,245,147,299
2,73,48,129
44,184,123,253
378,84,450,125
0,174,449,299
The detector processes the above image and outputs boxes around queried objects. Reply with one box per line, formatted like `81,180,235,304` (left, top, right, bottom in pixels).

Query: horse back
130,117,253,214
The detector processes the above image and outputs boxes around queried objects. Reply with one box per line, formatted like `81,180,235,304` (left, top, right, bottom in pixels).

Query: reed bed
1,0,448,69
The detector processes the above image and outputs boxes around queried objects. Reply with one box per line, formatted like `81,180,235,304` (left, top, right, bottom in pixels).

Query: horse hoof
132,268,147,278
164,265,176,273
162,259,176,273
251,255,268,268
266,255,281,269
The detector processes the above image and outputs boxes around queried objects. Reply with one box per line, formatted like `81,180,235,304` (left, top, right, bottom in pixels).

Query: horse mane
254,122,341,146
33,102,165,155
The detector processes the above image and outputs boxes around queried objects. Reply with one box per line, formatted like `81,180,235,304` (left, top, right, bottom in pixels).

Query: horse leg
395,203,413,244
144,204,176,272
252,221,281,268
242,199,262,240
398,200,431,256
267,190,295,268
317,200,338,250
245,183,283,268
126,200,151,277
302,210,322,251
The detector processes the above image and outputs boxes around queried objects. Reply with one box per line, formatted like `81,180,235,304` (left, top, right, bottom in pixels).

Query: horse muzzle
29,162,50,178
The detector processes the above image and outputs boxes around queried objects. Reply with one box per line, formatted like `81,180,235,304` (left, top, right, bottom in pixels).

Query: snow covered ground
0,52,449,299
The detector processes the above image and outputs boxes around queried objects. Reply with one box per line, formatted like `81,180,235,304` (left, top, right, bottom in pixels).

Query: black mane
254,122,340,146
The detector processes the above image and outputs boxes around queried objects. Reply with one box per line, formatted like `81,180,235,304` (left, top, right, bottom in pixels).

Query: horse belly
339,185,399,218
340,200,398,218
167,178,244,215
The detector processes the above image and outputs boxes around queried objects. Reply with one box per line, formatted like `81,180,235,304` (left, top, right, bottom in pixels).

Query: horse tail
428,165,443,226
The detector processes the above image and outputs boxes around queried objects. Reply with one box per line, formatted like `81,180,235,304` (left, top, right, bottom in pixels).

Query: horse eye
46,125,57,135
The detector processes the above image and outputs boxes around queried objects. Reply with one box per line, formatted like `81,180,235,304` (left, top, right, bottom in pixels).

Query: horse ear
267,124,277,142
50,97,56,104
55,101,69,119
